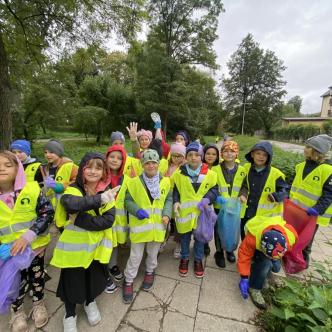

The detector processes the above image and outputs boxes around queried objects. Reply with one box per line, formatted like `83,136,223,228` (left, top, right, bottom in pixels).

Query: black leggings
65,298,95,318
12,254,45,312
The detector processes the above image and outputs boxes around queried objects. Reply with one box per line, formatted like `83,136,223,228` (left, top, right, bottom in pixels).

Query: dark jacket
60,152,115,231
243,141,289,219
302,160,332,215
173,163,219,204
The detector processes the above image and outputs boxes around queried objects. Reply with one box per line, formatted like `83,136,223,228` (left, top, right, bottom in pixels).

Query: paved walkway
268,140,304,154
1,225,332,332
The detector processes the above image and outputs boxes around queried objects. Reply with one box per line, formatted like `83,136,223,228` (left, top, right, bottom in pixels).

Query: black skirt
56,260,108,304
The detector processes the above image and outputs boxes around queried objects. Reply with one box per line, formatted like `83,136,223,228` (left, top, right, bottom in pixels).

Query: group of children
0,124,332,331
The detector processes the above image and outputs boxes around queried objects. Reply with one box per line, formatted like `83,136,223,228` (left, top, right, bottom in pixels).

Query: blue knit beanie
186,142,203,157
261,230,287,259
10,140,31,156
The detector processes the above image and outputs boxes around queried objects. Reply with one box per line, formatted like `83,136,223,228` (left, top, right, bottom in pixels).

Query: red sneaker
142,271,155,291
194,260,204,278
179,259,189,277
122,281,133,304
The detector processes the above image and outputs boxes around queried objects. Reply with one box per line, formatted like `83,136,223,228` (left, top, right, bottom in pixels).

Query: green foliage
272,124,322,142
287,96,302,114
256,261,332,331
322,121,332,136
223,34,286,136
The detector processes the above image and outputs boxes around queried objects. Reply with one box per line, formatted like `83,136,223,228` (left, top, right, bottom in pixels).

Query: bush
272,124,321,143
256,261,332,331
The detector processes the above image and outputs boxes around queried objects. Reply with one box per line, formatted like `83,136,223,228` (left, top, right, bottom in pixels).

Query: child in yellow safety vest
42,139,78,214
173,142,219,278
10,139,43,184
238,215,298,309
96,144,129,294
51,152,117,331
241,141,289,240
211,141,247,268
290,134,332,268
122,149,173,304
0,151,54,331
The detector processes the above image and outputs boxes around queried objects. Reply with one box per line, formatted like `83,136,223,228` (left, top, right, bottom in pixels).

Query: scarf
23,156,36,165
185,163,202,177
142,172,160,200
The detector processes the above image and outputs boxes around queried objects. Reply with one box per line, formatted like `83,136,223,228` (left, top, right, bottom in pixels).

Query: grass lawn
32,134,304,184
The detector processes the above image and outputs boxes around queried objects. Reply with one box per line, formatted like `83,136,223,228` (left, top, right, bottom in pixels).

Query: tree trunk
0,30,12,149
163,112,168,139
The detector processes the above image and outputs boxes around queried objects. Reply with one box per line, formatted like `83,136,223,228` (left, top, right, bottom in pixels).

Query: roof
321,86,332,97
282,117,331,121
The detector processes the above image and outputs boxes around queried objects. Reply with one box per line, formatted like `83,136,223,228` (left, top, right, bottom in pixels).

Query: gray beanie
110,131,125,145
305,134,332,154
45,139,64,157
141,149,160,165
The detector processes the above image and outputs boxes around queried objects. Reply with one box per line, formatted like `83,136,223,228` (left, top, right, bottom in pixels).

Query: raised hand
126,122,138,142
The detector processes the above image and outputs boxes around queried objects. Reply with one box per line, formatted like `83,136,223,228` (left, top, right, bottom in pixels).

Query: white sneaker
84,301,101,326
105,279,119,294
173,244,181,259
63,315,77,332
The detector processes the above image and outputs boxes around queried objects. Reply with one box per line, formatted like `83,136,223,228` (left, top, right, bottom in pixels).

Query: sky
215,0,332,115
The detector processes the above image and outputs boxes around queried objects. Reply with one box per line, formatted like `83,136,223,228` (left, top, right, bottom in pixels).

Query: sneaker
214,251,226,268
173,244,181,259
105,278,119,294
109,265,123,281
83,301,101,326
194,260,204,278
204,243,211,256
249,289,267,310
142,272,155,291
10,307,28,332
179,259,189,277
123,281,134,304
63,315,77,332
226,251,236,263
30,299,48,328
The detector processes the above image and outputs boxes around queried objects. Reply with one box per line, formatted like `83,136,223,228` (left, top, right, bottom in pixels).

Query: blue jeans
249,250,274,290
180,231,204,261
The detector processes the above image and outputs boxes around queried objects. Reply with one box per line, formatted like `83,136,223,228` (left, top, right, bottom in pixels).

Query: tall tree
0,0,145,149
287,95,302,113
222,34,286,135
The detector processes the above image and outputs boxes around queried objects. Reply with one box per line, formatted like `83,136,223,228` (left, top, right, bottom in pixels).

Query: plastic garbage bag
194,206,217,243
282,199,317,274
0,246,35,314
217,198,241,252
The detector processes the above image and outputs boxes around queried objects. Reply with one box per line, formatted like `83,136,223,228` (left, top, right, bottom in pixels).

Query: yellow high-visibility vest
212,164,246,209
0,181,50,250
290,162,332,226
124,156,142,178
127,176,171,243
159,159,168,176
241,163,285,218
25,162,41,182
245,215,297,250
51,186,114,269
172,169,217,234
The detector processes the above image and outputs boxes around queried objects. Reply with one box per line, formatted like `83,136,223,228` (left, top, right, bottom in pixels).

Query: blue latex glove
136,209,150,220
197,198,210,211
307,207,319,216
216,196,227,205
44,176,57,189
272,259,281,273
0,243,12,261
239,278,249,299
154,121,162,129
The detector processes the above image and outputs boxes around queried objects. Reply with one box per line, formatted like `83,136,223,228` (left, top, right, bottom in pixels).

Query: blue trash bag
217,198,241,252
194,206,217,243
0,246,35,314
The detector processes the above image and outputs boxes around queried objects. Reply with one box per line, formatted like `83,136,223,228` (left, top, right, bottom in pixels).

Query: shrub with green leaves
256,262,332,331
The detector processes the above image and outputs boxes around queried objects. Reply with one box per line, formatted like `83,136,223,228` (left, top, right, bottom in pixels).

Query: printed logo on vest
56,175,63,181
264,187,271,192
20,198,31,205
205,183,209,190
31,167,35,171
313,176,320,182
161,189,166,195
240,171,245,176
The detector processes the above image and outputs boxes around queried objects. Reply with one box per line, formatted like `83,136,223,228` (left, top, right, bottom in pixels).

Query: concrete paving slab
132,291,161,310
195,312,257,332
126,308,163,331
168,281,200,318
150,275,178,303
163,311,195,332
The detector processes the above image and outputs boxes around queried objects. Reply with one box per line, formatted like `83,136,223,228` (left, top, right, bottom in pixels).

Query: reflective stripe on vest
50,187,114,269
173,169,217,234
0,181,50,250
241,165,285,218
25,162,41,182
127,176,171,243
211,164,246,209
290,162,332,226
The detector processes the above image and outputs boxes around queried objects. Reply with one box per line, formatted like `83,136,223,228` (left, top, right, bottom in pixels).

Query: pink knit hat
137,129,153,142
170,142,186,157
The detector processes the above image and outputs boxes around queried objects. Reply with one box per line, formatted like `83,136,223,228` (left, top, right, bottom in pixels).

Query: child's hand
101,189,116,204
0,243,12,261
173,203,181,217
267,194,276,202
126,122,138,142
239,195,247,204
162,216,170,225
11,237,29,256
68,213,77,224
136,209,149,220
239,277,249,299
216,196,226,205
197,198,210,211
44,176,57,189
